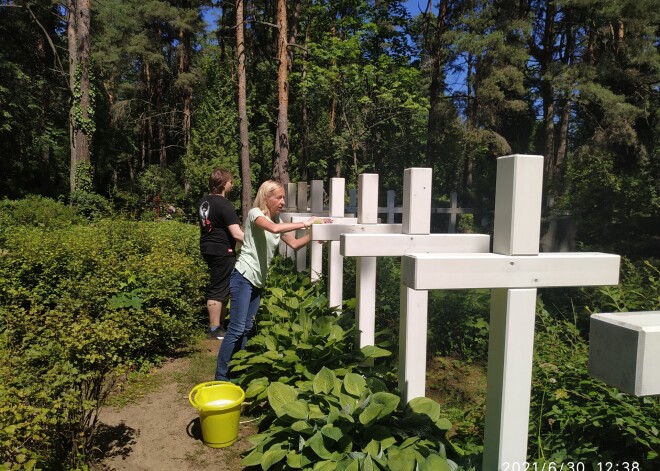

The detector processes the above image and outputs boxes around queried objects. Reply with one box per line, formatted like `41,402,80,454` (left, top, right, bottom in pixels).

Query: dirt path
94,339,258,471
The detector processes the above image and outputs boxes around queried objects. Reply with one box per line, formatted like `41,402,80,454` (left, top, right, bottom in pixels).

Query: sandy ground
94,339,258,471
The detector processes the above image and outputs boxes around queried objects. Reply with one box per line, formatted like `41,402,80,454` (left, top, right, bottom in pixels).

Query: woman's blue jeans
215,269,262,381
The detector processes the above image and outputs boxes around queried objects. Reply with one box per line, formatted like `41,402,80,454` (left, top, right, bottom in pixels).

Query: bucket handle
188,381,225,410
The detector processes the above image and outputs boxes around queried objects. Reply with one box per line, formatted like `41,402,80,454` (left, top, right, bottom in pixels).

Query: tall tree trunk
237,0,251,222
552,23,575,197
67,0,92,192
540,0,556,184
300,20,310,181
273,0,290,183
179,25,192,151
425,0,448,169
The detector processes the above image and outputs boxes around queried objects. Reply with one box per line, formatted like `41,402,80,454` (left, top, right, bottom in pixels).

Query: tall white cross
334,168,490,401
401,155,621,470
311,174,403,338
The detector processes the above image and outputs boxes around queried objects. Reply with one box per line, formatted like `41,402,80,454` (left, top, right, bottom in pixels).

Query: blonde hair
253,180,284,215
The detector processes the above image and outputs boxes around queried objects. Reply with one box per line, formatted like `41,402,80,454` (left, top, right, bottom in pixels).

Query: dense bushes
0,202,206,469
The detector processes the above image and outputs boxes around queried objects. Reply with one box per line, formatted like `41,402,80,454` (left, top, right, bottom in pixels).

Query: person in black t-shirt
197,168,244,340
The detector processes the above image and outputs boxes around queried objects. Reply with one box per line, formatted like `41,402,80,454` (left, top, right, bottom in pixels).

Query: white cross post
339,168,491,401
401,155,621,470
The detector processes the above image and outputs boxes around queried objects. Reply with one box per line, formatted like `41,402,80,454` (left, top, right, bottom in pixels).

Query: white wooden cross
311,174,403,330
401,155,621,470
336,168,491,401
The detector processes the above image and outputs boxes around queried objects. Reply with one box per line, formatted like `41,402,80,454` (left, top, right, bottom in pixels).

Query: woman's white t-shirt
235,207,281,288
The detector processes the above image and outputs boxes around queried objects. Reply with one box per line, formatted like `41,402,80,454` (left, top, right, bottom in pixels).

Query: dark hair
209,168,232,194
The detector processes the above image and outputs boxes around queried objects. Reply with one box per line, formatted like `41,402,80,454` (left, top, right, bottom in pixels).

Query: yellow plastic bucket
188,381,245,448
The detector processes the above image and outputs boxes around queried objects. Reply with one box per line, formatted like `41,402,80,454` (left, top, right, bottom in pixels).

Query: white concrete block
314,223,401,242
297,182,308,212
311,180,324,213
588,311,660,396
358,174,379,224
329,178,345,218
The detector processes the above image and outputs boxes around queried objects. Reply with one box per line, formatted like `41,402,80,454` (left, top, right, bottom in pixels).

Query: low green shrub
0,218,206,469
242,368,458,470
0,196,82,244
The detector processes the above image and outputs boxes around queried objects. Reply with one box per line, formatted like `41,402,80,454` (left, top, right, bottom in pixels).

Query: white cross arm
402,252,621,290
312,223,403,242
340,234,490,257
295,216,357,227
280,211,329,220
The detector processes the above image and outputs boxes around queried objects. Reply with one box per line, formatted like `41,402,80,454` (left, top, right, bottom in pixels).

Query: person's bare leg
207,300,222,328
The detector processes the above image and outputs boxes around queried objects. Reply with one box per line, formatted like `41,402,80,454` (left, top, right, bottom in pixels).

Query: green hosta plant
230,266,394,409
242,367,457,470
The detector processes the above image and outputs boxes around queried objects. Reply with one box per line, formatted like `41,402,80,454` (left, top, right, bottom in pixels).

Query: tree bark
237,0,251,223
273,0,290,183
67,0,92,192
425,0,448,169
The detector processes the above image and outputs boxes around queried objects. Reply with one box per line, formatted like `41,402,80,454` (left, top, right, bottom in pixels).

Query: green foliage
242,369,458,471
529,307,660,466
0,218,206,468
231,258,395,412
0,196,82,243
69,190,114,222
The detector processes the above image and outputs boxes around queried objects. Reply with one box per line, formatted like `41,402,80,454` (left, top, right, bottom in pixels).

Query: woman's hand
303,216,334,228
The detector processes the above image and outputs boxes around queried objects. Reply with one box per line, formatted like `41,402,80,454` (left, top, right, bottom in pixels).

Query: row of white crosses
280,157,658,469
399,155,621,469
313,170,489,398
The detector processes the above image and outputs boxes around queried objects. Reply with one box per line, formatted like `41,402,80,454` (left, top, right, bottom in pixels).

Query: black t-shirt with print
197,194,241,256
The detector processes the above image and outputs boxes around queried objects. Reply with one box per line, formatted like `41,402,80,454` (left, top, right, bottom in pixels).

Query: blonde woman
215,180,327,381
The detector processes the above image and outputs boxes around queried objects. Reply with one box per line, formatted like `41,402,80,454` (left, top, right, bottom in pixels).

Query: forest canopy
0,0,658,255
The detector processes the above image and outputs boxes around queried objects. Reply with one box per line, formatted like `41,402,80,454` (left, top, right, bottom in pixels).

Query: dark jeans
215,269,262,381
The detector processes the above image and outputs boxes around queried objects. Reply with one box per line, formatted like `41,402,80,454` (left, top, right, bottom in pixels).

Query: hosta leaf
321,424,343,442
387,447,417,471
343,373,367,396
240,449,263,467
362,454,376,471
287,451,303,469
335,458,359,471
245,377,269,399
312,316,332,336
248,354,275,365
313,461,337,471
291,420,313,433
265,336,278,351
268,382,298,416
313,367,336,395
338,392,358,414
328,324,345,342
418,453,451,471
407,397,441,422
361,345,391,359
309,403,326,419
262,448,287,470
269,287,286,300
359,402,384,425
370,392,400,420
284,400,310,420
363,439,380,457
435,417,452,430
308,432,333,459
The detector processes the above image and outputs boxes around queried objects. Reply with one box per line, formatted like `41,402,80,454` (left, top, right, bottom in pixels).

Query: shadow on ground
94,422,138,459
